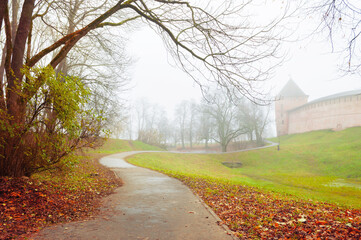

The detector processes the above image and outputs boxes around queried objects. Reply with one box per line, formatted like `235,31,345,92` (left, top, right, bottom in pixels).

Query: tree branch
0,0,8,36
97,16,141,28
27,0,129,68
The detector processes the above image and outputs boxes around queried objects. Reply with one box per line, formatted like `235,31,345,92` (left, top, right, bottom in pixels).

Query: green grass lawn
89,138,165,154
127,127,361,208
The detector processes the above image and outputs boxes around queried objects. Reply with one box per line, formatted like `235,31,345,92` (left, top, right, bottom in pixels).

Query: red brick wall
288,94,361,134
275,96,308,136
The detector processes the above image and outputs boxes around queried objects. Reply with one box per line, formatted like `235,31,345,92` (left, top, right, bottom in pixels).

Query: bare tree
133,99,169,147
204,90,247,152
175,100,188,149
197,100,213,150
157,114,171,147
134,98,150,139
238,101,271,146
187,100,198,149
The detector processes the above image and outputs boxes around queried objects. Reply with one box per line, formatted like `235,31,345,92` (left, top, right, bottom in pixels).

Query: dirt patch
222,162,243,168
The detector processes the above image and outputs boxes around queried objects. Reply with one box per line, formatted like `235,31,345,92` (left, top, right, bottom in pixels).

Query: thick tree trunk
0,0,35,177
0,47,6,109
0,1,8,34
6,0,34,123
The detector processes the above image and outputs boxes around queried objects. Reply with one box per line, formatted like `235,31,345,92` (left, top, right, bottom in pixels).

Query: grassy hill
127,127,361,208
89,139,165,154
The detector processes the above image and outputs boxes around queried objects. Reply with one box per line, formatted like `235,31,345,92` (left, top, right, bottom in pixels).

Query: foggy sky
125,3,361,115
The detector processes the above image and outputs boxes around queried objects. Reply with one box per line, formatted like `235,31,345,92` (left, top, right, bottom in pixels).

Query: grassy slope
127,127,361,208
89,139,165,154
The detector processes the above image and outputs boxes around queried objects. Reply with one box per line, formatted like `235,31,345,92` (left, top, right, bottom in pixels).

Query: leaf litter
0,154,121,240
176,176,360,239
1,157,360,239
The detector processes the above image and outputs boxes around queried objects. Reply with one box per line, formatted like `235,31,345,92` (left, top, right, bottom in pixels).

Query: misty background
111,1,361,147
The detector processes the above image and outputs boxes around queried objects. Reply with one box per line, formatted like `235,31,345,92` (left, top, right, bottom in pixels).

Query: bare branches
4,0,287,105
97,15,140,28
27,1,130,69
312,0,361,72
124,1,286,103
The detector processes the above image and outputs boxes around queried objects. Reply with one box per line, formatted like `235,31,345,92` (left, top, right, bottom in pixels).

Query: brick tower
275,80,308,136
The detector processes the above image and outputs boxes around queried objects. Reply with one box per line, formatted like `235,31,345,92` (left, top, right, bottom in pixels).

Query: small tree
0,67,104,176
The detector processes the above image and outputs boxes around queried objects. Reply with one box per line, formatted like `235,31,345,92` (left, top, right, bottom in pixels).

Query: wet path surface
33,152,235,240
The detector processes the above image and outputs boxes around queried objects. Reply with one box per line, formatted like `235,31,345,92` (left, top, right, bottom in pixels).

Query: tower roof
278,79,307,97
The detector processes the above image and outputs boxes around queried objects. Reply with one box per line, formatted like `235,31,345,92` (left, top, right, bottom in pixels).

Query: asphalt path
33,152,236,240
33,142,278,239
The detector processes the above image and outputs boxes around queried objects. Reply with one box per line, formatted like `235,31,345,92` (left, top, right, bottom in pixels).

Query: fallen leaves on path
0,154,121,240
177,176,361,239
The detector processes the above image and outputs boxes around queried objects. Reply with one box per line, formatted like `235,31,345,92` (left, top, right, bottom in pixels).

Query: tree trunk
221,144,227,152
0,1,8,34
1,0,129,177
181,132,185,149
0,0,35,177
189,131,193,149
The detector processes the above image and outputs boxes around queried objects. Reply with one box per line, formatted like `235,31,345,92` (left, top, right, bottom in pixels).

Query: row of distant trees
124,90,271,152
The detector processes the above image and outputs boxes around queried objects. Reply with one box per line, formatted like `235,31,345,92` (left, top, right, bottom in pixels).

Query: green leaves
1,66,107,176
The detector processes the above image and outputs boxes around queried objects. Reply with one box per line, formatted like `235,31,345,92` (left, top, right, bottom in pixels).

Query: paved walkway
33,152,235,240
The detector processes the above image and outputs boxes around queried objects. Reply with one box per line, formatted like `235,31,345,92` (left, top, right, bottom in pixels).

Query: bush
0,66,106,177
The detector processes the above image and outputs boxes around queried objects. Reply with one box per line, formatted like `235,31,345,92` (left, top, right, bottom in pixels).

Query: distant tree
204,91,247,152
169,119,180,148
197,100,213,149
133,99,169,147
157,115,171,147
134,98,150,138
238,101,271,146
187,100,198,149
175,101,189,149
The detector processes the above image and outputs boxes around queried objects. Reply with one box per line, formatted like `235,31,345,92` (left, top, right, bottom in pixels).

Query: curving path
33,142,277,240
33,152,236,240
